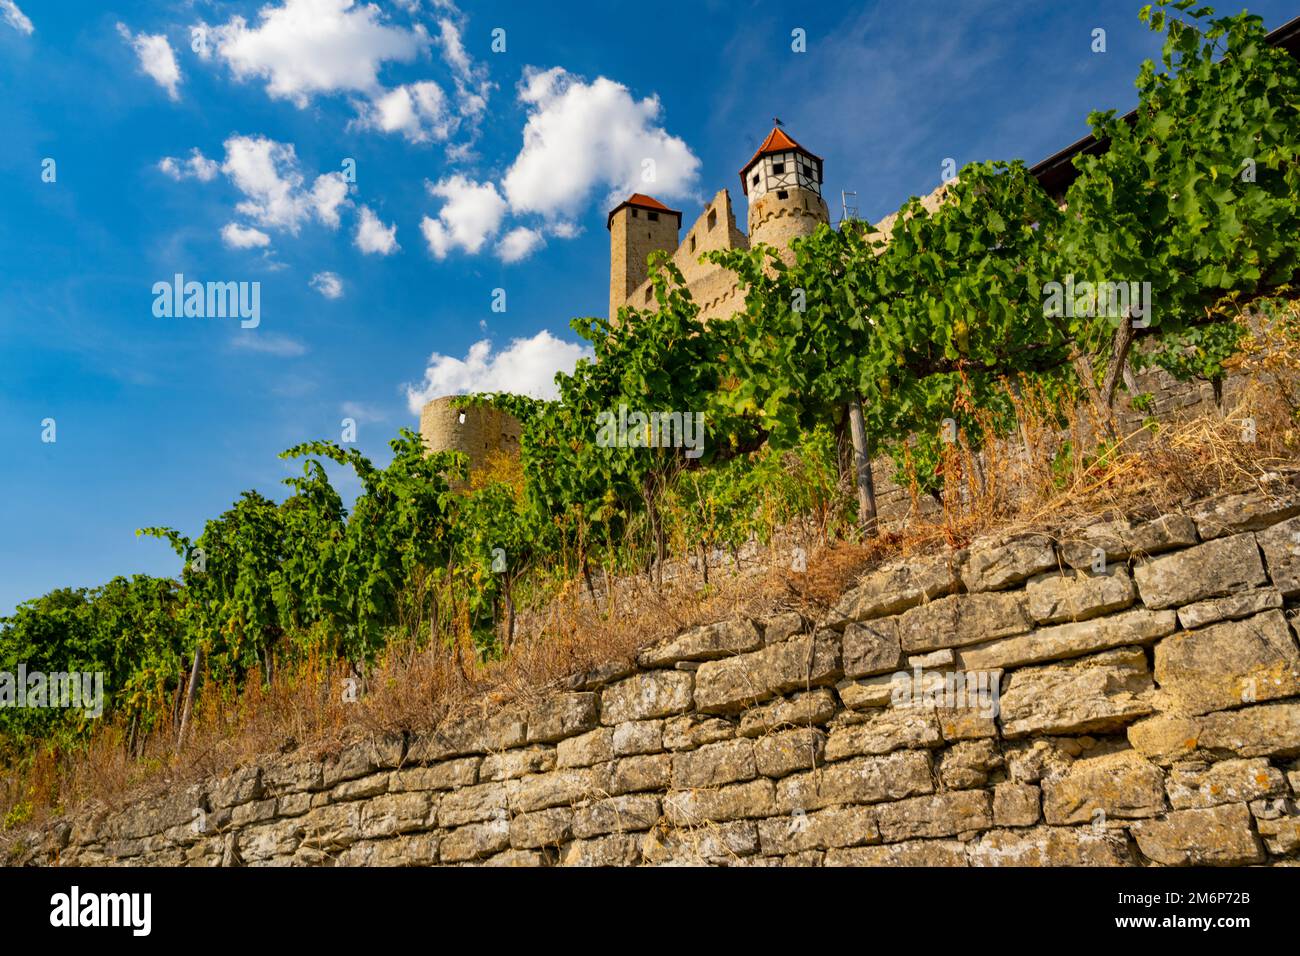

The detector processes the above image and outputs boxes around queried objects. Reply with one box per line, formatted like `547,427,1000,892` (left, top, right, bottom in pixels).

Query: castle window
457,411,466,425
648,211,659,221
707,209,717,230
645,286,653,303
632,208,639,217
751,173,760,187
772,162,785,174
777,189,789,200
689,234,696,253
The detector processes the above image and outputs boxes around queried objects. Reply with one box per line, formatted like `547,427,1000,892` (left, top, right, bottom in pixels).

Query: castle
420,126,830,474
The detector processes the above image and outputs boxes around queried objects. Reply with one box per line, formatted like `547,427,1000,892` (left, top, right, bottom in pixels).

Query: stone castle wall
624,189,752,324
20,480,1300,867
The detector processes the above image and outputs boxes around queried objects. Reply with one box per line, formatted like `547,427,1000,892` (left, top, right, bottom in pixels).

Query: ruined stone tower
607,193,682,319
419,396,521,483
739,126,830,257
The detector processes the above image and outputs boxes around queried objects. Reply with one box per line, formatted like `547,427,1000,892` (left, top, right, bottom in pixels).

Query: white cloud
208,0,426,107
496,226,544,263
502,66,700,220
200,0,490,148
435,17,490,122
221,222,272,248
310,271,344,299
405,331,592,410
354,206,399,255
158,148,219,182
419,175,506,259
357,80,452,143
232,332,308,357
221,134,351,235
116,23,182,100
1,1,33,35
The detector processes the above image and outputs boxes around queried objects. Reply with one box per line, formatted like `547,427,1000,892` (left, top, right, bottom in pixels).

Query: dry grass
5,305,1300,840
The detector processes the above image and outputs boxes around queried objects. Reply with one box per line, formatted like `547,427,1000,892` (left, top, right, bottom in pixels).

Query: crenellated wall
17,480,1300,867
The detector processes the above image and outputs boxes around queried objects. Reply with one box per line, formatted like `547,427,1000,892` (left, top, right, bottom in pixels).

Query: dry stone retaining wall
21,483,1300,867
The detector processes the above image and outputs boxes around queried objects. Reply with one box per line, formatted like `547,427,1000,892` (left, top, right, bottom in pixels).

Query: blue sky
1,0,1295,614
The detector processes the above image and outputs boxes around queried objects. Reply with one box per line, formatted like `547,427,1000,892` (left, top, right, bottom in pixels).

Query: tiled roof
739,127,823,194
606,193,683,229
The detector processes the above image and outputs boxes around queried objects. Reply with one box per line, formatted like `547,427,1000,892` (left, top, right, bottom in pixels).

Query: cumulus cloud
419,175,506,259
405,331,592,410
221,222,272,248
208,0,425,106
310,271,344,299
496,226,544,263
199,0,490,146
221,134,351,236
117,23,183,100
354,206,399,255
1,1,33,35
357,80,452,142
158,148,219,182
502,66,700,220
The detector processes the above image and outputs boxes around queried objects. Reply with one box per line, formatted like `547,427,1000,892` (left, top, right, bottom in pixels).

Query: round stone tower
419,396,521,483
739,126,830,258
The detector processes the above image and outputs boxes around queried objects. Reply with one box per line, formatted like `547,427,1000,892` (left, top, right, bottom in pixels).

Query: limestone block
1041,751,1166,824
993,783,1041,827
774,751,933,813
1131,804,1265,866
895,592,1032,653
525,692,599,744
1133,533,1266,609
1025,566,1136,624
670,739,757,789
1153,609,1300,715
962,534,1058,592
694,632,842,713
958,607,1175,671
738,689,838,737
557,728,614,768
638,618,763,666
999,647,1155,738
823,707,941,760
842,618,905,678
753,728,824,778
825,553,961,626
1176,588,1283,630
600,671,694,724
1166,759,1286,810
970,827,1133,866
875,790,993,842
757,805,879,855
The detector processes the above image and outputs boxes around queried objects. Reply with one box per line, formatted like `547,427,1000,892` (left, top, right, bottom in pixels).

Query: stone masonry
15,479,1300,867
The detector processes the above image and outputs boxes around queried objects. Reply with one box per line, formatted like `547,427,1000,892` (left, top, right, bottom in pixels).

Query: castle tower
607,193,682,318
419,396,521,486
739,127,829,257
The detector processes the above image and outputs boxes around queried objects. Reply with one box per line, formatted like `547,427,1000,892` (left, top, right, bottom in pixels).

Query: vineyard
3,2,1299,825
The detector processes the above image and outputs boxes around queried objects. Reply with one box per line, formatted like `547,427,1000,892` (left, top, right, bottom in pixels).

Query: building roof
738,127,824,194
1030,14,1300,197
606,193,682,230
